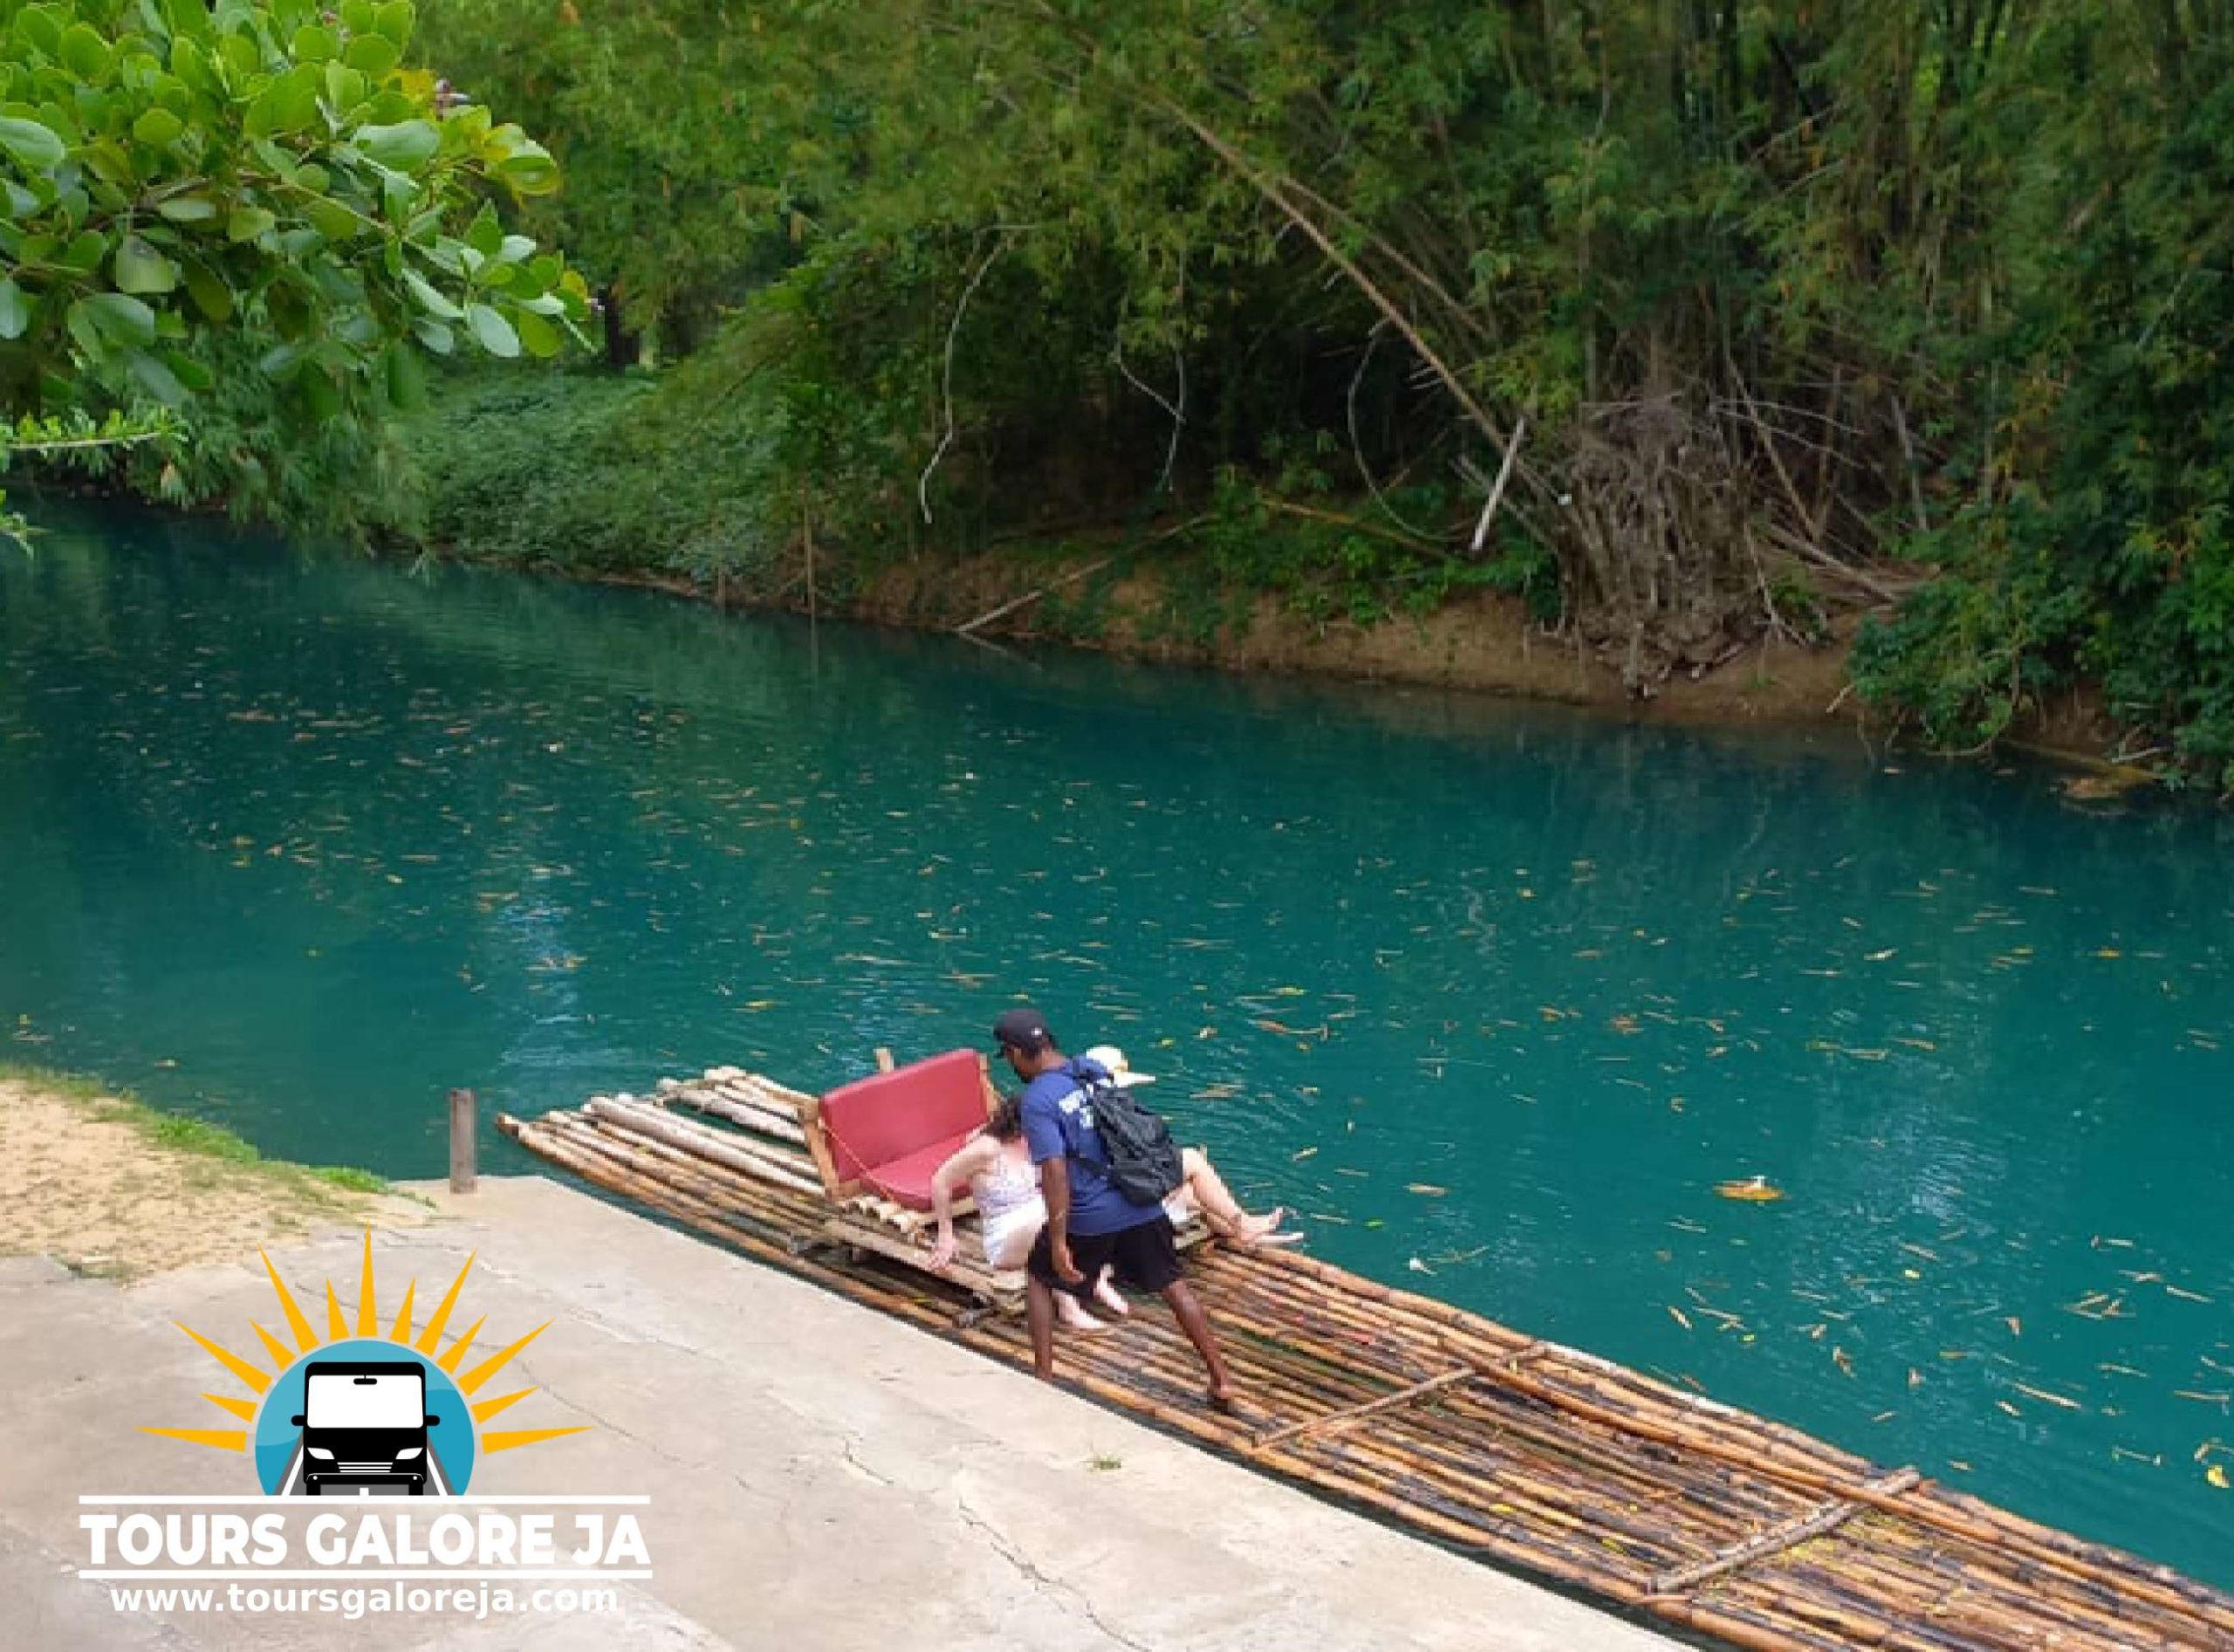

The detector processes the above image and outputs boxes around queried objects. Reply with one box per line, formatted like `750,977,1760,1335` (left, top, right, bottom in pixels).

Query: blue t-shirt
1019,1057,1160,1237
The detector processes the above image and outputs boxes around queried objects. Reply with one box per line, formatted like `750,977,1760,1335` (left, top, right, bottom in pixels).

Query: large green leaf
514,308,560,359
80,290,157,346
358,119,439,171
58,23,113,84
464,301,518,357
401,267,462,319
132,106,186,148
113,234,180,294
342,33,400,79
305,198,360,242
373,0,416,49
0,277,31,340
0,116,66,172
225,204,276,243
127,349,188,406
181,257,233,321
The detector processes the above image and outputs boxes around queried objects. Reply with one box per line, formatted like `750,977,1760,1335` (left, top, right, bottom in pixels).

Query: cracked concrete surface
2,1176,1676,1651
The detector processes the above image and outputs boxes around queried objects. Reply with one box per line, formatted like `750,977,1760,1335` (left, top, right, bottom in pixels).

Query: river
4,503,2231,1584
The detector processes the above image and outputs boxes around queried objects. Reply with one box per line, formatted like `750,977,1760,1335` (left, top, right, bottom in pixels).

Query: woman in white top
926,1094,1127,1330
926,1045,1293,1330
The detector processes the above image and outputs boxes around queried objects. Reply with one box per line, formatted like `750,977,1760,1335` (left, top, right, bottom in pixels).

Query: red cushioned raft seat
813,1048,991,1210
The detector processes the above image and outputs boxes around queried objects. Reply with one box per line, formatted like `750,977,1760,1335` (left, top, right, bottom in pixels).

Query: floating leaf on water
2005,1315,2023,1337
1407,1256,1436,1275
1291,1147,1319,1162
1407,1182,1448,1196
1717,1176,1785,1203
2013,1382,2083,1410
1667,1306,1693,1331
2209,1465,2231,1490
1833,1347,1855,1378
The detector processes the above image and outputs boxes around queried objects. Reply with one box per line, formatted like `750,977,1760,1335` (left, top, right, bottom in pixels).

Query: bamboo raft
501,1067,2234,1651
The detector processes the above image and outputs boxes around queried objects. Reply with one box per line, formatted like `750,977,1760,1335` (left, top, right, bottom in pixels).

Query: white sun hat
1082,1044,1156,1086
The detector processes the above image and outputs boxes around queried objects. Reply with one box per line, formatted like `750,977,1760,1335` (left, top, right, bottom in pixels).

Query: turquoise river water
3,504,2232,1585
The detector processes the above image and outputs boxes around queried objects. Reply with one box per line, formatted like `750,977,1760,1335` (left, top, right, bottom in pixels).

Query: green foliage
393,364,774,579
304,0,2234,777
1853,25,2234,785
0,403,175,543
1185,463,1559,637
0,0,587,535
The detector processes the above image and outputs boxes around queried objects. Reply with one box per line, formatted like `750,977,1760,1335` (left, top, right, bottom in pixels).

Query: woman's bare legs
990,1222,1111,1330
1178,1148,1293,1245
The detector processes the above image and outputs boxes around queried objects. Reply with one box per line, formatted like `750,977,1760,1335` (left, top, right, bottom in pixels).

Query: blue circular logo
250,1339,478,1496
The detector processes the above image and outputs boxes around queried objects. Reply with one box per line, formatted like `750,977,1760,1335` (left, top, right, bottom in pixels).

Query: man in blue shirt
995,1005,1236,1409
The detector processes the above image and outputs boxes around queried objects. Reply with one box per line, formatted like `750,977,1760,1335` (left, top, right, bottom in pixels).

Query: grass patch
0,1061,390,1201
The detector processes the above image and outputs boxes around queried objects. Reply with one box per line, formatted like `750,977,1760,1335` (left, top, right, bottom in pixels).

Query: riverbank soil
0,1080,417,1279
2,1171,1676,1650
839,550,1861,726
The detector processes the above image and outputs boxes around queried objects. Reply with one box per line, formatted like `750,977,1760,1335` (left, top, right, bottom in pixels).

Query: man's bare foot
1092,1277,1131,1317
1206,1382,1238,1415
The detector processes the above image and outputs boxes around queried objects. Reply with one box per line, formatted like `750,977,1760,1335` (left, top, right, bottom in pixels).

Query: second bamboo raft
501,1068,2234,1652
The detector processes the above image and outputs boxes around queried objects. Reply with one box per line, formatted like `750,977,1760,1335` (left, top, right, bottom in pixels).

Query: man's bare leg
1162,1279,1235,1409
1025,1275,1059,1381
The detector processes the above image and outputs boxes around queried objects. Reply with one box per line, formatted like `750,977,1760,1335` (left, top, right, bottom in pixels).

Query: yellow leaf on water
2208,1464,2230,1490
1407,1182,1448,1196
1668,1306,1693,1331
1717,1177,1785,1202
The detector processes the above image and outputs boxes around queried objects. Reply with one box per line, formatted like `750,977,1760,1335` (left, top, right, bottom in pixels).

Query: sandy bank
0,1074,422,1279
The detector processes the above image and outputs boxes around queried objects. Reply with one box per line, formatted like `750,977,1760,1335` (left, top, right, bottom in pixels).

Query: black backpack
1074,1068,1184,1206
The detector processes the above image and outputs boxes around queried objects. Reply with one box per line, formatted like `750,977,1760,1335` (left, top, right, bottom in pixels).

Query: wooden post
449,1088,477,1194
803,483,817,627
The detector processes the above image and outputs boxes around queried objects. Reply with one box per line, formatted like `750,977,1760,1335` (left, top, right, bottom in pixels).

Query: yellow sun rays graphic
143,1230,589,1463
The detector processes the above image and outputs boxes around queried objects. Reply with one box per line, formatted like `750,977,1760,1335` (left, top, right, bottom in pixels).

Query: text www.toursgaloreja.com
108,1581,622,1620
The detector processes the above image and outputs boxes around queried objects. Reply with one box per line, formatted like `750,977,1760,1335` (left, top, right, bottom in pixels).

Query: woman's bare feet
1091,1274,1131,1317
1230,1206,1294,1248
1056,1299,1109,1333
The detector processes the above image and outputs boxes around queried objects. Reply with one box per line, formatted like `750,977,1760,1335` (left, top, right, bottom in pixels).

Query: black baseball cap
992,1006,1054,1054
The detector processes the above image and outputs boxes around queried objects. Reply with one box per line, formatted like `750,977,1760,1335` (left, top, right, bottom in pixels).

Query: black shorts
1028,1214,1183,1297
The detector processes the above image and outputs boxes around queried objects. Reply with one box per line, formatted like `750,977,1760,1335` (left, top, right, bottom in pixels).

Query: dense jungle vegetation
10,2,2234,783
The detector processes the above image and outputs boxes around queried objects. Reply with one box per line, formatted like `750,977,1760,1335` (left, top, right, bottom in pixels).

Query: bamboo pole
584,1098,824,1194
1652,1470,1923,1595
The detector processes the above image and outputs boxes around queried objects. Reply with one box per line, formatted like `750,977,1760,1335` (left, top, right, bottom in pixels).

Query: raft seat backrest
805,1048,994,1211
